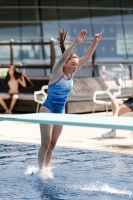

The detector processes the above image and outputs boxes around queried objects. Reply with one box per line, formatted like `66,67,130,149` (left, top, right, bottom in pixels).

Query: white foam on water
24,165,38,175
39,167,54,180
68,183,133,197
24,165,54,180
82,183,133,196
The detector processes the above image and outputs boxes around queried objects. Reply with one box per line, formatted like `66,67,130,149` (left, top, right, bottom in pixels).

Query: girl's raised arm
77,32,102,71
52,30,87,75
18,75,26,87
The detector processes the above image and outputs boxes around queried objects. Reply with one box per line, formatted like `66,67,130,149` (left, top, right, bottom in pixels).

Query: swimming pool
0,141,133,200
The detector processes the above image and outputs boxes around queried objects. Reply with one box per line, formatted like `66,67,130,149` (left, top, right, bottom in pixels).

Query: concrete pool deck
0,112,133,154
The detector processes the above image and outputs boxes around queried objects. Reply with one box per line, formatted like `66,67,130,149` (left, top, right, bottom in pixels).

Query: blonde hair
58,28,79,61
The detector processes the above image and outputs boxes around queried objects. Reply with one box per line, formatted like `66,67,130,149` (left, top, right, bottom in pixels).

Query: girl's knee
49,142,56,151
0,95,5,99
111,98,117,103
0,97,4,102
13,94,19,99
40,143,50,151
111,99,119,105
41,142,56,151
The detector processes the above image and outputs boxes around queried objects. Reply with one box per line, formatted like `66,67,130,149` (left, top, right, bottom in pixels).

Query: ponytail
58,28,66,54
58,28,79,60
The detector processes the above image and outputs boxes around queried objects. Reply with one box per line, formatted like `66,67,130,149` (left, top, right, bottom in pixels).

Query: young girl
38,29,102,171
0,65,33,114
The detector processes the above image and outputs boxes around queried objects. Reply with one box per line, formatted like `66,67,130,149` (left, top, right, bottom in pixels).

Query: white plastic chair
34,85,48,112
93,86,121,115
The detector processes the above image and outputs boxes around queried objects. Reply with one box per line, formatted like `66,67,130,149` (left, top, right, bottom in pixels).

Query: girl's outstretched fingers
93,32,102,42
81,30,87,35
76,30,87,43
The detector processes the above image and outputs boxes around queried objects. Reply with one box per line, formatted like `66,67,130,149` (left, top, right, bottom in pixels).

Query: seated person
102,96,133,138
0,65,33,114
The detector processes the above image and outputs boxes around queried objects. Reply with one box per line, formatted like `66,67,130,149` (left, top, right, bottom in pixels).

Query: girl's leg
39,123,54,169
111,99,124,132
0,93,11,113
118,104,132,116
9,94,19,113
38,106,54,170
111,104,132,131
38,106,64,169
111,99,132,132
45,125,63,166
111,99,124,116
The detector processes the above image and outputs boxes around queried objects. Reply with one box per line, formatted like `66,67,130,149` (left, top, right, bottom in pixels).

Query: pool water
0,141,133,200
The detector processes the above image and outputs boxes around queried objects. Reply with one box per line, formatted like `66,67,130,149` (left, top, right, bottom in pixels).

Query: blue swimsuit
42,74,73,113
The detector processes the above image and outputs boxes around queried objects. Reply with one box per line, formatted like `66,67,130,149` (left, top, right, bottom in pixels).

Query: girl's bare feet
4,110,12,114
4,110,9,114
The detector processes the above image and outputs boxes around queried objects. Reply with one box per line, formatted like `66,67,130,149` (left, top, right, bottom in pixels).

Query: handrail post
92,51,96,77
10,39,14,65
102,65,106,81
119,63,125,88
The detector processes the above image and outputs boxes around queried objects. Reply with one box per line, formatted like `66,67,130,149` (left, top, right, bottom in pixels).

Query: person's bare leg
102,99,132,138
111,99,123,116
38,106,54,170
45,125,63,167
118,104,132,116
39,123,54,170
9,94,19,114
0,93,11,113
111,99,132,131
111,99,124,132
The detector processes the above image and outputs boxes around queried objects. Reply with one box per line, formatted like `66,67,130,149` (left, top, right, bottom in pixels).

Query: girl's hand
93,32,102,42
131,94,133,98
75,30,87,43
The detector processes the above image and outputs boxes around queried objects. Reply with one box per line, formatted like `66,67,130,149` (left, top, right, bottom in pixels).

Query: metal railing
2,39,132,85
99,63,133,88
0,38,55,77
0,40,96,78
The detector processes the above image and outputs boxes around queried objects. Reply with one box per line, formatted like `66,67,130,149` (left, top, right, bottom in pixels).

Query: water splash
24,165,54,180
68,183,133,197
39,167,54,180
24,165,38,175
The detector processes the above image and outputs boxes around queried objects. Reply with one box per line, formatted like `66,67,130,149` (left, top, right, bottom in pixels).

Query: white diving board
0,113,133,131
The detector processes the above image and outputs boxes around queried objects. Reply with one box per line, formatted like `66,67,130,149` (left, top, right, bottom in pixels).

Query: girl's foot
4,110,9,114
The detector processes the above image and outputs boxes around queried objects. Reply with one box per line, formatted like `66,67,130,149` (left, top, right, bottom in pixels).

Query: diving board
0,113,133,131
